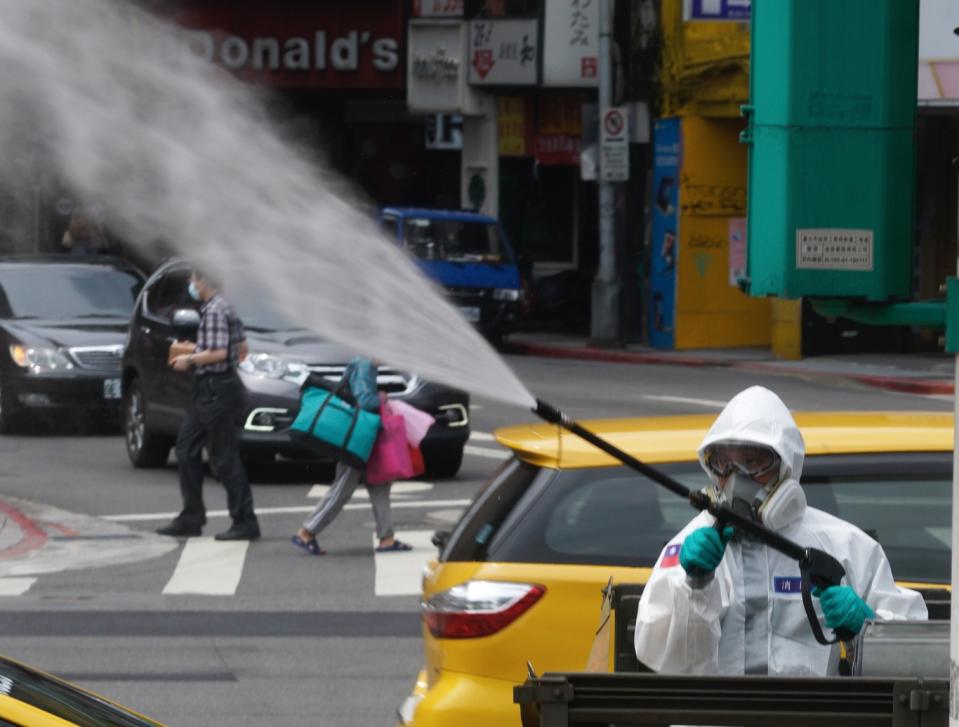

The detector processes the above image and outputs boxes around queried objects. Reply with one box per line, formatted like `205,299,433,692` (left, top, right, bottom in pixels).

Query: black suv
0,256,144,432
121,260,470,477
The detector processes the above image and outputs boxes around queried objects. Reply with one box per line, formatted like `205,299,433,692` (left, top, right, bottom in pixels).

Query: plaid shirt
196,293,245,375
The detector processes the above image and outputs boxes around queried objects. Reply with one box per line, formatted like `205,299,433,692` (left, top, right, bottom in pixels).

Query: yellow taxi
0,654,164,726
396,412,953,726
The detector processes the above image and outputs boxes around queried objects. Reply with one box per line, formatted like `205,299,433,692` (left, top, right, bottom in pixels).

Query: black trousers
174,373,257,528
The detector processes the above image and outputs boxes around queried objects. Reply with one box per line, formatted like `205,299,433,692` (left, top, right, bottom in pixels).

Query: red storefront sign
171,0,404,89
497,93,585,165
535,92,585,165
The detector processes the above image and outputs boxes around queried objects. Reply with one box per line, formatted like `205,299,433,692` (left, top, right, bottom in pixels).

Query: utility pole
949,28,959,727
590,0,621,344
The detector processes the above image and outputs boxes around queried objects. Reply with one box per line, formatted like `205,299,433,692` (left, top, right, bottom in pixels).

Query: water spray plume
0,0,535,409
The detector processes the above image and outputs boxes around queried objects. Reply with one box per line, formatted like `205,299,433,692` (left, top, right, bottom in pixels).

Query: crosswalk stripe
307,481,434,499
464,444,509,460
373,530,436,596
469,431,496,442
0,577,36,596
162,538,249,596
106,499,471,523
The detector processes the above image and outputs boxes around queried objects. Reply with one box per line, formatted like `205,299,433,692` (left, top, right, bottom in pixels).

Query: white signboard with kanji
467,19,539,86
600,106,629,181
543,0,599,87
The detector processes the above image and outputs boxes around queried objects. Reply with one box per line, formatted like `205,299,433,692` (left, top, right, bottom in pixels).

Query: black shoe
156,520,202,537
214,523,260,541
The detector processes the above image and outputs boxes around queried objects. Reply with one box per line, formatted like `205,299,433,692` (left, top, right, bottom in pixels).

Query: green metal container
744,0,919,301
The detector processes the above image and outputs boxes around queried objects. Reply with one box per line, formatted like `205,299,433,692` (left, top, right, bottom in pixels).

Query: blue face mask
188,281,200,301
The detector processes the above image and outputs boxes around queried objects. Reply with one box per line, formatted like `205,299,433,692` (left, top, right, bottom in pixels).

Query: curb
506,341,955,397
731,361,955,396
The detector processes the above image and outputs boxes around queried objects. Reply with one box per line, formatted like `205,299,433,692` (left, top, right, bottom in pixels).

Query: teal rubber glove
679,526,734,576
817,585,876,635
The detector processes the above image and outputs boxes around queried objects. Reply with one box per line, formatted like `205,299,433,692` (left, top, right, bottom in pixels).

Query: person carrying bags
291,357,413,556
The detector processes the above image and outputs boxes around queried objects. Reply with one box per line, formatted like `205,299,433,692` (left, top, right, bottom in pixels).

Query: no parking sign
600,106,629,181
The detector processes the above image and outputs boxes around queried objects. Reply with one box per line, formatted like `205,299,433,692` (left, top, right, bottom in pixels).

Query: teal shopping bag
290,386,380,467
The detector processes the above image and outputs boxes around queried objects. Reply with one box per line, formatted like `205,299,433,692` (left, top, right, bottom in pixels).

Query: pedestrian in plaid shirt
157,268,260,541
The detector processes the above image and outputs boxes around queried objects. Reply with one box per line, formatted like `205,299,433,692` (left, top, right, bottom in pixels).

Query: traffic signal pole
590,0,621,344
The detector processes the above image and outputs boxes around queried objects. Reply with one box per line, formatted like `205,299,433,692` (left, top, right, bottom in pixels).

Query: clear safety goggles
703,443,781,480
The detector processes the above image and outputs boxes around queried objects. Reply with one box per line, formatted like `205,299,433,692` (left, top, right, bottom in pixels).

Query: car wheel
125,379,173,468
424,446,464,479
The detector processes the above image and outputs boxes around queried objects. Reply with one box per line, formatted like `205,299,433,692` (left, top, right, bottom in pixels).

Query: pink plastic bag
387,399,436,447
366,399,415,485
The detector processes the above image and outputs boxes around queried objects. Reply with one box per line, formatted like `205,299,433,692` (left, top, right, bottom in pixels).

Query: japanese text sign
468,19,539,85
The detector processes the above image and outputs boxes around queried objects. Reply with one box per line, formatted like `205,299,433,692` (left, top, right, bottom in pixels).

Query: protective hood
698,386,805,485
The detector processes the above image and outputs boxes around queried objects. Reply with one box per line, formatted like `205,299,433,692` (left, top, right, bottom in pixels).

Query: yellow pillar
771,299,803,360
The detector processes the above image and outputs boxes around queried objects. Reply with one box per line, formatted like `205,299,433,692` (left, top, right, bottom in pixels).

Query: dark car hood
243,328,357,363
2,318,129,348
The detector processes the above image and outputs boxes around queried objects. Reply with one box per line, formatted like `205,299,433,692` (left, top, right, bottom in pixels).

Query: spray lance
533,399,854,645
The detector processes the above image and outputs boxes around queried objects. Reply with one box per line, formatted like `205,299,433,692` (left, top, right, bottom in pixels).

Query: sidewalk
504,332,956,396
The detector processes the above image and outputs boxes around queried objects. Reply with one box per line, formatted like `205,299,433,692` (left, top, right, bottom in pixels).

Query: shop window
500,159,577,268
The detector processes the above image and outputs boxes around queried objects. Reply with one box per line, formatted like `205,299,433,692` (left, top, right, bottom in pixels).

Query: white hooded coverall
633,386,927,677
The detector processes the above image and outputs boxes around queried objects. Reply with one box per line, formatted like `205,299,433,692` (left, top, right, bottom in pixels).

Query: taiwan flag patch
659,543,681,568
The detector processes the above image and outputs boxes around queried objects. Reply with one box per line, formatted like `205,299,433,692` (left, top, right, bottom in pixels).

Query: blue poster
649,118,681,349
689,0,750,21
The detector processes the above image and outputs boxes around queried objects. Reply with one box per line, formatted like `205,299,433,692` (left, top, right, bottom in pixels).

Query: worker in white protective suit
634,386,927,677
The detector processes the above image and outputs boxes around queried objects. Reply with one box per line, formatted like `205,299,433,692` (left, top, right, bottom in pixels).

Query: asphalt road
0,355,950,726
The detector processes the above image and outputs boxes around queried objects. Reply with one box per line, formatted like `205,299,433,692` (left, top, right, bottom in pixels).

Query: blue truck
380,207,524,342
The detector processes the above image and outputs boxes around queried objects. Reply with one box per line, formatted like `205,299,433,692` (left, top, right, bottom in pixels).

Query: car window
145,270,192,320
381,215,396,238
485,464,701,568
481,454,952,582
441,459,541,562
805,475,951,583
402,218,512,264
0,657,162,727
0,266,143,320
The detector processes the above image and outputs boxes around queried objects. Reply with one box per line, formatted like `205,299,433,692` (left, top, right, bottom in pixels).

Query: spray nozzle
534,398,568,426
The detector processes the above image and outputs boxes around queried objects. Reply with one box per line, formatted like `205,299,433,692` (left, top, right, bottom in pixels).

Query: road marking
469,431,495,442
0,577,36,596
0,500,48,560
307,481,434,499
162,538,249,596
105,499,473,523
642,394,727,408
374,530,436,596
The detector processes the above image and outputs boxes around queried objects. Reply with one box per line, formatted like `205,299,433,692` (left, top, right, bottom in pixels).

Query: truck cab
381,208,524,342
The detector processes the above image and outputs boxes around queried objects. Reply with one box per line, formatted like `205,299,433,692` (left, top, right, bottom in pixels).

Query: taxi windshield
402,218,512,264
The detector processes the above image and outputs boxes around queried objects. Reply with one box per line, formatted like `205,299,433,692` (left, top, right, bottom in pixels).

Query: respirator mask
704,443,805,530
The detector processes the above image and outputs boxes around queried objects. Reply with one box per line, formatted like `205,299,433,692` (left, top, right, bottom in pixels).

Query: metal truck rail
514,672,948,727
